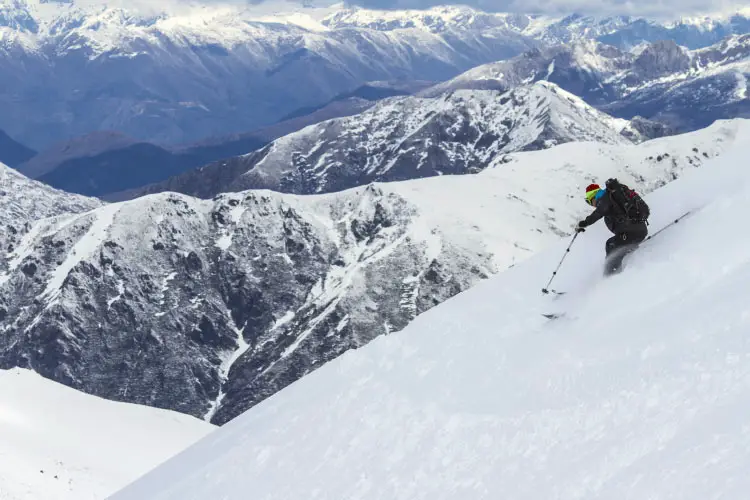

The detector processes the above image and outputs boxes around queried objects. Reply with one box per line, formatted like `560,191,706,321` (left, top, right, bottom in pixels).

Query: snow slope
111,120,750,499
1,120,746,429
0,368,214,500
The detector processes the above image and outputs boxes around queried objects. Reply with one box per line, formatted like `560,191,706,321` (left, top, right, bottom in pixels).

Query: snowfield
0,368,214,500
112,121,750,499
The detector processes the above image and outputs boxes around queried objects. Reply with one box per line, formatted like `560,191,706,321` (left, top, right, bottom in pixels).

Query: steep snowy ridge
0,120,746,427
131,82,641,200
111,121,750,500
422,40,641,98
0,368,214,500
0,162,102,282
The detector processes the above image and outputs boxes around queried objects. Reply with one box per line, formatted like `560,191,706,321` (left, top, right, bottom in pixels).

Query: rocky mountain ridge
127,82,655,201
0,120,745,425
426,36,750,132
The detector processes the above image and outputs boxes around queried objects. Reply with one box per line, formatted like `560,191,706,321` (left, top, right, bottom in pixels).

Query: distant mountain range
0,2,540,150
428,35,750,132
2,1,750,151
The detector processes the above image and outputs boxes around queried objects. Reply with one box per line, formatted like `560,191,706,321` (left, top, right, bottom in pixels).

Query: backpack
605,178,650,222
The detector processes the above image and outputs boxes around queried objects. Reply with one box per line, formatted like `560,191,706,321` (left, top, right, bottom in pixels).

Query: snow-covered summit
110,119,750,500
422,40,631,98
0,161,100,224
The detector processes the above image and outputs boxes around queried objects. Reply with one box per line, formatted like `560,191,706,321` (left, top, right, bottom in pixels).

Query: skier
575,179,650,275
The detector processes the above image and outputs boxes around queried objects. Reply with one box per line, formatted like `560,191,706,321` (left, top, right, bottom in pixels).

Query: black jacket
580,192,647,234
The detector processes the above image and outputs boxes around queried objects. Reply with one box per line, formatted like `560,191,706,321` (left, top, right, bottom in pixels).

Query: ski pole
542,232,579,295
645,211,692,241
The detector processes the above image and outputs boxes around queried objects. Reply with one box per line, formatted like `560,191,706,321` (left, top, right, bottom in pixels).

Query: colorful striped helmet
585,183,601,205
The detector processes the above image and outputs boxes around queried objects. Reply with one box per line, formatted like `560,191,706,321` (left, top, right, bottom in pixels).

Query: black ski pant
605,224,648,273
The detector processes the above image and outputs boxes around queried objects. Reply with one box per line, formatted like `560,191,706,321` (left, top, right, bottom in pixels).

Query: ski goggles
585,189,600,206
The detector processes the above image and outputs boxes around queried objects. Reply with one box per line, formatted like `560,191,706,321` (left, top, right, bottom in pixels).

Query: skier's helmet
585,183,601,206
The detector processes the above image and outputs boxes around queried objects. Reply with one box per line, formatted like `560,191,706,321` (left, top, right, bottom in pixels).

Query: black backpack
605,178,650,222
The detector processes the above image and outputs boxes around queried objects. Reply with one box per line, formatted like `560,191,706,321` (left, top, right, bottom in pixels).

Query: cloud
343,0,745,17
73,0,749,19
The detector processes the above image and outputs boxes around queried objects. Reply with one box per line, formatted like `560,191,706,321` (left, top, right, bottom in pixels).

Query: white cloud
57,0,750,19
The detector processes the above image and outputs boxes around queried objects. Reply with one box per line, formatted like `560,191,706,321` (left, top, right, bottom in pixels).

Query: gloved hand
574,221,586,233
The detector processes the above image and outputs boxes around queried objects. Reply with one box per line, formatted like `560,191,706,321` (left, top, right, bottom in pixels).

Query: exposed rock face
0,187,495,424
632,40,691,80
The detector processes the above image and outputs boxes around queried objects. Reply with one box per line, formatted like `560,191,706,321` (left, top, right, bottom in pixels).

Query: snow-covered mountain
0,367,214,500
533,12,750,49
0,1,540,150
322,6,548,33
603,35,750,131
323,7,750,50
110,118,750,500
0,120,745,426
427,36,750,132
129,82,652,200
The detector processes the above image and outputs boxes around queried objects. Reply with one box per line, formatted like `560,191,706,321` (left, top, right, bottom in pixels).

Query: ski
542,313,564,320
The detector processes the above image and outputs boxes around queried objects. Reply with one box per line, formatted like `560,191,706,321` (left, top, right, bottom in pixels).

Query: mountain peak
130,84,637,201
633,39,691,79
